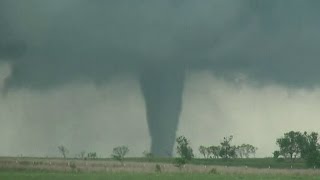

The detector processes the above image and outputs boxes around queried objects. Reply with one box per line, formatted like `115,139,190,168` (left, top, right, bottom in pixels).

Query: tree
276,131,302,161
248,145,258,158
176,136,194,161
236,144,258,158
76,151,86,159
87,152,97,159
199,146,208,158
300,132,320,167
80,151,86,159
219,136,237,159
143,151,154,161
273,150,281,159
112,146,129,165
296,132,309,159
275,131,320,167
175,136,194,167
58,145,69,159
208,146,221,159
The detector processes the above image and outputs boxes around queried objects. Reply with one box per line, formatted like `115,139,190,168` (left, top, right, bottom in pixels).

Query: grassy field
193,158,306,169
0,157,318,179
0,171,320,180
0,156,307,169
125,157,307,169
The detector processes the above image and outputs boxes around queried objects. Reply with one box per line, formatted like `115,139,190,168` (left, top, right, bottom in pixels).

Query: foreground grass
0,157,307,169
0,171,319,180
126,157,306,169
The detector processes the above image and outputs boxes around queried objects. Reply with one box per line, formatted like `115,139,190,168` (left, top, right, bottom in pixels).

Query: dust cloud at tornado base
1,67,320,157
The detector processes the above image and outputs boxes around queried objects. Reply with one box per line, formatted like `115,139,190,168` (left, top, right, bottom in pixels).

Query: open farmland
1,171,320,180
1,157,320,179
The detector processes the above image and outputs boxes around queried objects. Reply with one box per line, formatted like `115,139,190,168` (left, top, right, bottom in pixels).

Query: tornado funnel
139,66,185,156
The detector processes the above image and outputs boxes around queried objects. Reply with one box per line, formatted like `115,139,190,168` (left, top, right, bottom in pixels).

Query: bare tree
58,145,69,159
236,144,257,158
199,146,208,158
112,146,129,165
80,151,86,159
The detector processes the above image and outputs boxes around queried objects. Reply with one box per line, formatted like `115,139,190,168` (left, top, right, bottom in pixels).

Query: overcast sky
1,64,320,157
1,0,320,157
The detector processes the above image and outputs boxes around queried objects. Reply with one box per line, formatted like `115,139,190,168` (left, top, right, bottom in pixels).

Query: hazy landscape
2,0,320,179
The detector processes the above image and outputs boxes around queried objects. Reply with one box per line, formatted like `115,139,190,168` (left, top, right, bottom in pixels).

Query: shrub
155,164,162,173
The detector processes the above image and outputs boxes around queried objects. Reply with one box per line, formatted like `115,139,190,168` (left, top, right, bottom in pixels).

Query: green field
0,171,319,180
0,157,318,179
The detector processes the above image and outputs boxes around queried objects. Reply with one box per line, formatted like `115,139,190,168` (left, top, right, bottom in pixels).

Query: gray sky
2,0,320,89
1,65,320,157
1,0,320,157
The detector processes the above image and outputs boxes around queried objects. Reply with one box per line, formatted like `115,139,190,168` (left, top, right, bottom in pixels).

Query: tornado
139,66,185,156
2,0,320,158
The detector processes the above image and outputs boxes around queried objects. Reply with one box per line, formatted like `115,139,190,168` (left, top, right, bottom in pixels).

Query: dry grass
0,157,319,176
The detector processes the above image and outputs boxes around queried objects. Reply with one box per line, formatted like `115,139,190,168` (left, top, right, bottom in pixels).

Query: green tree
208,146,221,159
273,150,281,159
275,131,320,167
301,132,320,167
87,152,97,159
175,136,194,167
219,136,237,159
276,131,302,161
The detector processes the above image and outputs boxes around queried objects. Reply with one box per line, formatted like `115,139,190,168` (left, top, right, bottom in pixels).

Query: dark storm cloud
1,0,320,88
0,0,256,88
1,0,320,156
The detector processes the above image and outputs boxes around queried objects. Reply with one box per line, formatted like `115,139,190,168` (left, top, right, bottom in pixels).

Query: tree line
174,135,258,167
56,130,320,168
274,131,320,167
198,136,257,159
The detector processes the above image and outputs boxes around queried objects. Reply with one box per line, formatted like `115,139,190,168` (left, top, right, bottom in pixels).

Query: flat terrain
0,157,319,179
126,157,307,169
0,171,319,180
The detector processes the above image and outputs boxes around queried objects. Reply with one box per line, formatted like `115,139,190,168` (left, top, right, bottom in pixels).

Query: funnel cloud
140,65,185,156
1,0,320,156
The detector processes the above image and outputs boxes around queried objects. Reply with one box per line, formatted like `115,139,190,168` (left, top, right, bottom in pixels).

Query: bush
305,151,320,168
155,164,162,173
273,151,280,159
69,162,77,172
143,151,154,161
174,158,186,169
209,168,219,174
